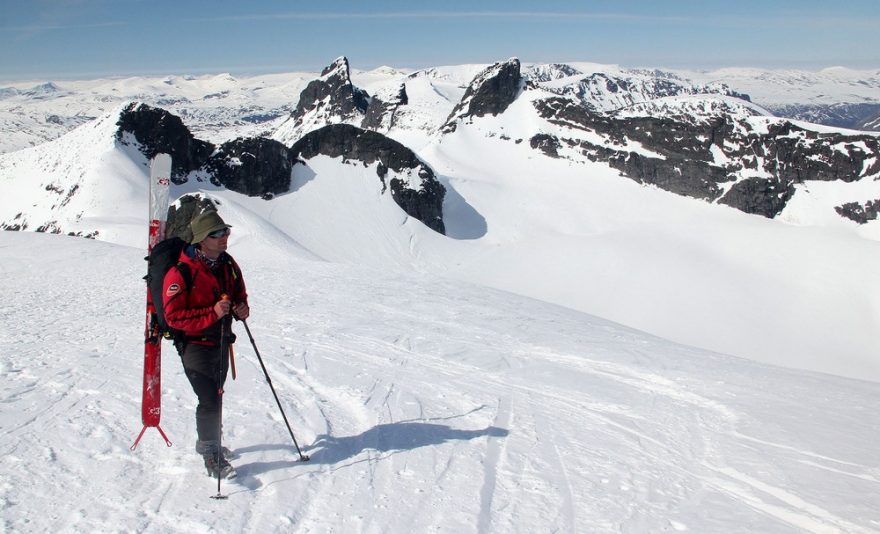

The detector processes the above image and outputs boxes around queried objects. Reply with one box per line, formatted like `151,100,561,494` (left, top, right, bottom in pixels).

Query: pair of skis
131,153,173,451
130,154,309,499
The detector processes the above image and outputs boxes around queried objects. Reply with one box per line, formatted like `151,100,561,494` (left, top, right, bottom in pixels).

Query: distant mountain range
2,57,879,381
2,60,878,155
4,56,878,237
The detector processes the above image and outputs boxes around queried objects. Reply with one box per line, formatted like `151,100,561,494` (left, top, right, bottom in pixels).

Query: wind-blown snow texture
2,231,879,533
2,59,880,532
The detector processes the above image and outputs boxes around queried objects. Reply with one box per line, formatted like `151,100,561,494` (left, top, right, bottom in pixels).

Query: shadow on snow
234,422,508,475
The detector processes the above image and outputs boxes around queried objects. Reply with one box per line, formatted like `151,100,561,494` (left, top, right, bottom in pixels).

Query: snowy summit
1,57,879,533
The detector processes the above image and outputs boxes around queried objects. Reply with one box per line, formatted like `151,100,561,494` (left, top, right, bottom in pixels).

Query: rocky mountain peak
295,57,369,122
442,58,523,133
272,57,371,144
320,56,354,80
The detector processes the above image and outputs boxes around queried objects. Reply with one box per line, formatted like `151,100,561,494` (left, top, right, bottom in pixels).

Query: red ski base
130,424,173,450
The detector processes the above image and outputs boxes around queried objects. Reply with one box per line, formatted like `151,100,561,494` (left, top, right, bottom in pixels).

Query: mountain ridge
2,57,880,382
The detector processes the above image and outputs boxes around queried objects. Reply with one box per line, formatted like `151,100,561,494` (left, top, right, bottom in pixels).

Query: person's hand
233,302,250,321
214,299,232,319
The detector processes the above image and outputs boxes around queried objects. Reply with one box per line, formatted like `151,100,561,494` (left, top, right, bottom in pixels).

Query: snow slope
1,231,879,533
3,98,880,384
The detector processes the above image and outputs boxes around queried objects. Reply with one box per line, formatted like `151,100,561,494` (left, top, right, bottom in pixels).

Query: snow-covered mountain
2,56,879,384
3,61,879,155
2,57,880,533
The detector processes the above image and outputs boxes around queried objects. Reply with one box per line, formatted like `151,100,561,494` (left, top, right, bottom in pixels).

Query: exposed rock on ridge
273,57,412,142
294,57,370,124
836,199,880,224
362,84,408,131
531,96,880,218
115,102,446,233
290,124,445,234
205,137,294,198
442,58,523,133
115,103,213,182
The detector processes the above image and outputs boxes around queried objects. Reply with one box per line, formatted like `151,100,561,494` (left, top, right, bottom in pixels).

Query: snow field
2,232,879,533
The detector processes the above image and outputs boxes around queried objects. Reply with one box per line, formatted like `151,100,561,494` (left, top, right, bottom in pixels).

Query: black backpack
145,237,193,345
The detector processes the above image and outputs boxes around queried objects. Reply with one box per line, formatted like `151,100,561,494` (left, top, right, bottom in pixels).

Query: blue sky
1,0,877,81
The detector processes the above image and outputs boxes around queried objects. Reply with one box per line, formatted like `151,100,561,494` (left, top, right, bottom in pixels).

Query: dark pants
181,343,228,443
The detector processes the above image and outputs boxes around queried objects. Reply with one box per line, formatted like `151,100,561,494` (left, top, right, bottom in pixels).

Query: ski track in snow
1,232,880,533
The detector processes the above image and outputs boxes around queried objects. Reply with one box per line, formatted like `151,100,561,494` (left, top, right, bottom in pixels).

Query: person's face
200,227,229,257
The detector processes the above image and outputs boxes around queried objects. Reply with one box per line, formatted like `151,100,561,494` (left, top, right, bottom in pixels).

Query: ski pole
241,319,310,462
211,303,232,500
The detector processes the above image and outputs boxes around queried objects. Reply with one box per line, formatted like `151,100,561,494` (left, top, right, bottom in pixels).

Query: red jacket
162,245,248,344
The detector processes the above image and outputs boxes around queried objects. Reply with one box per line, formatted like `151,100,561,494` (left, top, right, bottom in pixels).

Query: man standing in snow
162,210,249,479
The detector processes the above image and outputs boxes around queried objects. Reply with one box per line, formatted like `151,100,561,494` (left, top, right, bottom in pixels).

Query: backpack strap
175,262,193,292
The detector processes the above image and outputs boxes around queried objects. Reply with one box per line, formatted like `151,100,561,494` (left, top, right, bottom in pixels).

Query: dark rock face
362,83,408,131
206,137,294,198
443,58,522,132
608,150,729,201
293,57,370,124
718,178,796,218
113,102,445,232
117,103,294,199
530,134,561,158
290,124,445,234
286,57,415,136
836,199,880,224
532,96,880,218
759,122,880,183
115,102,213,182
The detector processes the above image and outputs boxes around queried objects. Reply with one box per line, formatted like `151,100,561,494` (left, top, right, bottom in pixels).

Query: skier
163,210,249,478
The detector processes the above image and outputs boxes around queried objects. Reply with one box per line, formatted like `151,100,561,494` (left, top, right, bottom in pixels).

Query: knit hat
190,211,232,243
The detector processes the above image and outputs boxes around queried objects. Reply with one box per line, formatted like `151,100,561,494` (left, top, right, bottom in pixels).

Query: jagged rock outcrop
836,199,880,224
531,96,880,218
274,57,414,141
205,137,294,198
115,102,213,182
273,57,372,144
114,102,445,231
442,58,523,133
290,124,445,234
717,178,795,218
166,195,218,241
294,57,370,122
362,83,408,131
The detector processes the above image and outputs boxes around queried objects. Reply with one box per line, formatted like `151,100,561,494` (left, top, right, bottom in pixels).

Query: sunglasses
207,228,230,238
